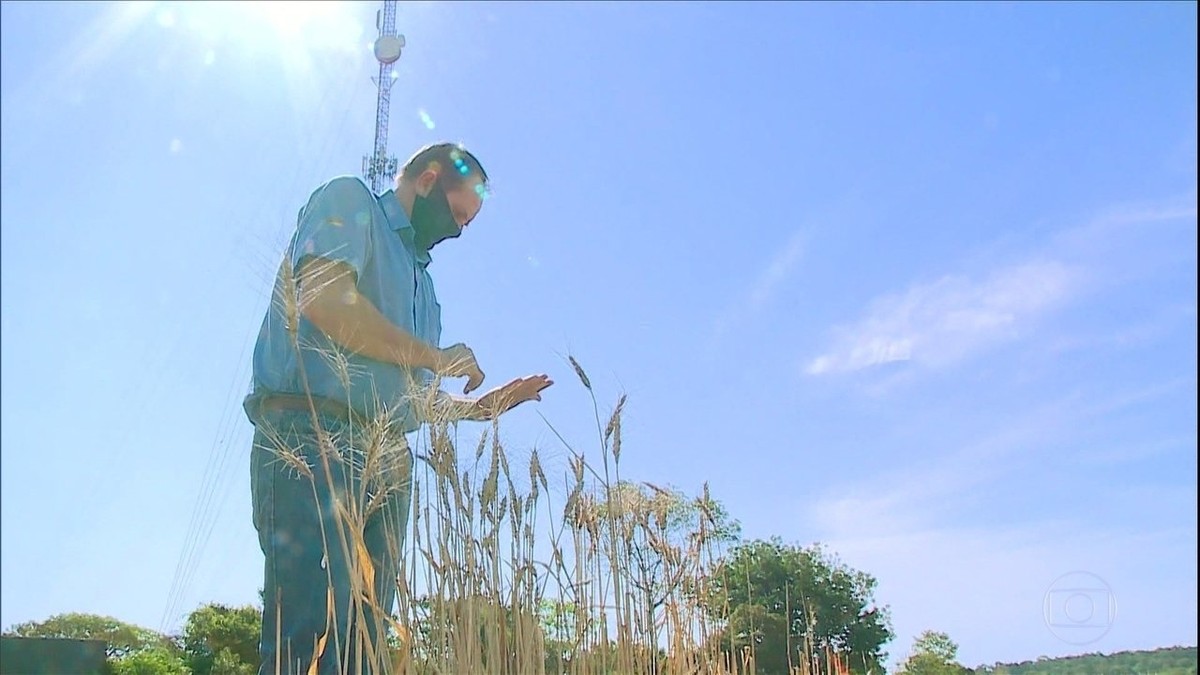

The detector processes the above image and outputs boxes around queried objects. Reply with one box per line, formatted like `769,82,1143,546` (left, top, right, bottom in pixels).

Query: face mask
410,184,462,252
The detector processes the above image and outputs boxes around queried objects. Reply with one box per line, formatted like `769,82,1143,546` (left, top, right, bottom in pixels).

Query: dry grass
256,255,838,674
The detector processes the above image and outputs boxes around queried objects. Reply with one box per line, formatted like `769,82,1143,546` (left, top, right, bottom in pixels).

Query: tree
705,538,893,675
182,603,261,675
3,613,172,661
897,631,970,675
3,612,188,673
109,647,189,675
539,598,580,674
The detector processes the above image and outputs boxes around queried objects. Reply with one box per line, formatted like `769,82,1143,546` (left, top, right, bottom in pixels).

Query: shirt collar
378,189,432,268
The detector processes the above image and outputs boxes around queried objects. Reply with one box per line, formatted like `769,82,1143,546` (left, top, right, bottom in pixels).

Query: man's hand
475,375,554,420
437,343,485,394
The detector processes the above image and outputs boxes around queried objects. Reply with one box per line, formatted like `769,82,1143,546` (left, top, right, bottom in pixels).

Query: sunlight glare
164,1,365,64
238,1,341,39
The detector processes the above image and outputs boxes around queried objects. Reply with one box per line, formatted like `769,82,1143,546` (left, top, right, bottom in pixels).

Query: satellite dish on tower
374,34,405,64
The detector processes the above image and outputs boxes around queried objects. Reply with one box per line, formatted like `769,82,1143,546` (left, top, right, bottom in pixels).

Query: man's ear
416,166,441,197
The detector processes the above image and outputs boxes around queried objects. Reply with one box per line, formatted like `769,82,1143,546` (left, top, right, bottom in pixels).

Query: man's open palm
478,374,554,419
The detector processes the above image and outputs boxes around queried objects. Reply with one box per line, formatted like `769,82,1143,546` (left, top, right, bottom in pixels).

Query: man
243,142,553,673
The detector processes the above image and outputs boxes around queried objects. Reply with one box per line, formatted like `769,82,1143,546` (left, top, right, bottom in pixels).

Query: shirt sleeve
289,176,375,282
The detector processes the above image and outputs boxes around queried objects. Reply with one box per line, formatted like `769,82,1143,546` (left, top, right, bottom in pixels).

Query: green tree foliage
210,647,255,675
539,598,580,672
2,612,190,672
3,613,171,660
974,646,1197,675
181,603,260,675
109,646,190,675
706,538,893,675
897,631,970,675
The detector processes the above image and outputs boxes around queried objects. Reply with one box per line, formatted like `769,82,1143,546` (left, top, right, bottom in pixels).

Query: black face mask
410,184,461,253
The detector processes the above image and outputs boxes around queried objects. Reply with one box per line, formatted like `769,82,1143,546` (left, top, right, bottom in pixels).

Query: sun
223,1,347,40
153,1,367,67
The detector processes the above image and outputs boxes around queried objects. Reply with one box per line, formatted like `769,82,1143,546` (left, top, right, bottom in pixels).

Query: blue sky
1,0,1196,668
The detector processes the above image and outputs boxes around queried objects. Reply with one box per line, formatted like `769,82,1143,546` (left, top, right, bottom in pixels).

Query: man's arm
283,177,440,370
297,257,441,370
432,391,488,423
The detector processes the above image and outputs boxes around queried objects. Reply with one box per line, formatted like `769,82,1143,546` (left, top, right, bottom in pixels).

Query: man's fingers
442,344,479,378
525,377,552,403
464,368,485,395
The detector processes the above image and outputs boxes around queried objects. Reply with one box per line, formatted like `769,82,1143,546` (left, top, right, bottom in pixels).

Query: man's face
444,175,486,233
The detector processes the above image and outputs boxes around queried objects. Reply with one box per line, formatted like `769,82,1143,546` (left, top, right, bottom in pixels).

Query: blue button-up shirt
244,175,442,432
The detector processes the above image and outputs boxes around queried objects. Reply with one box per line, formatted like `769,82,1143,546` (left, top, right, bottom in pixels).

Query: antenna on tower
363,1,405,194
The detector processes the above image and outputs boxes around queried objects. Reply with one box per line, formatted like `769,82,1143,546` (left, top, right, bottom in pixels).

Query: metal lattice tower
363,1,405,194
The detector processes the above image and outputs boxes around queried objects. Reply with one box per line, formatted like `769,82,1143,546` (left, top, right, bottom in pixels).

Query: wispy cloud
710,229,806,347
747,230,806,312
798,389,1198,667
805,259,1082,375
805,197,1197,377
1044,300,1197,356
805,389,1091,533
1050,201,1198,254
817,520,1196,669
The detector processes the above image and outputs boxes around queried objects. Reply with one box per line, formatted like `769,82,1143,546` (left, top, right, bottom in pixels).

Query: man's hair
399,142,489,192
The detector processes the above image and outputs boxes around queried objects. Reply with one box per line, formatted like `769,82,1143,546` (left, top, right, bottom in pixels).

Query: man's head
395,142,490,252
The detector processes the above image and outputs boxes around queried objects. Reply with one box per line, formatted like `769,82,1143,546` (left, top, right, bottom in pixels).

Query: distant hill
973,646,1196,675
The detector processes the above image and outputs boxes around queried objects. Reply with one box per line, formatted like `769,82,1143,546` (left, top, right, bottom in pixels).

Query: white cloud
796,388,1198,669
803,461,1196,668
1044,300,1197,356
1052,201,1198,250
786,198,1198,666
747,230,806,312
818,521,1197,670
711,229,806,348
806,259,1081,375
1084,435,1194,466
804,196,1197,378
